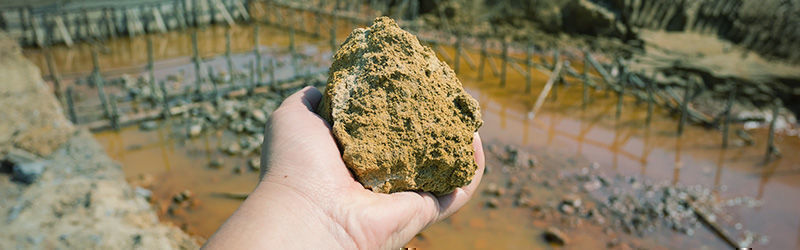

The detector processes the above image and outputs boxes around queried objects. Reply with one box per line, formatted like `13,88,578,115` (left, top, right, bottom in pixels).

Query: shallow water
24,9,799,248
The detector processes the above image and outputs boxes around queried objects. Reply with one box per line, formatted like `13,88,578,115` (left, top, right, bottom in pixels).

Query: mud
320,17,482,194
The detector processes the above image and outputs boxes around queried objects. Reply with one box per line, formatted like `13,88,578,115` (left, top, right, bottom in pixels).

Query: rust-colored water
35,10,800,249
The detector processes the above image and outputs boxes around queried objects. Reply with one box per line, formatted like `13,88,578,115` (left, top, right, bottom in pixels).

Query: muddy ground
0,31,198,249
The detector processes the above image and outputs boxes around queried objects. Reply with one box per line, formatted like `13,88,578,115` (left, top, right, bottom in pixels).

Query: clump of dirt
319,17,483,195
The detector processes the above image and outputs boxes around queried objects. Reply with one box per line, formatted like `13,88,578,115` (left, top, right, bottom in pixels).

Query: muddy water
34,17,800,248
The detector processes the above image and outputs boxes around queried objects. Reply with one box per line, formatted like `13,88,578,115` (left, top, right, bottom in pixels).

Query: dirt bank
0,31,198,249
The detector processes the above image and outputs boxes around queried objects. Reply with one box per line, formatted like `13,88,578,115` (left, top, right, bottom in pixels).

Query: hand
203,86,485,249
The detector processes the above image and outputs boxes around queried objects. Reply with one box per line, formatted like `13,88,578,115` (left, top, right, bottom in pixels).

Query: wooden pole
616,72,625,119
525,43,533,93
646,76,655,125
248,61,255,95
109,94,121,131
225,27,233,83
329,18,337,52
582,50,590,108
269,58,276,86
453,32,461,74
208,66,220,103
500,38,508,87
721,82,736,148
147,36,157,102
95,74,112,128
66,86,77,124
765,99,781,161
43,48,62,99
91,48,100,79
678,77,692,136
253,24,262,81
551,49,560,101
192,31,203,98
478,37,486,81
159,80,170,118
529,60,563,121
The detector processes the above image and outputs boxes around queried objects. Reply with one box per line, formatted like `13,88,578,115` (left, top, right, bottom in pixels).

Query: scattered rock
248,158,261,171
250,109,267,123
12,161,45,184
187,124,203,137
317,17,483,195
486,198,499,208
484,182,505,196
223,143,241,155
173,190,193,203
134,187,153,201
139,121,158,131
208,158,224,169
542,227,569,246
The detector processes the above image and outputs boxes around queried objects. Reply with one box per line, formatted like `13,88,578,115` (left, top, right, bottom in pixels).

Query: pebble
188,124,203,137
209,158,224,169
542,227,569,246
139,121,158,131
12,161,45,184
248,158,261,171
486,198,499,208
134,187,153,201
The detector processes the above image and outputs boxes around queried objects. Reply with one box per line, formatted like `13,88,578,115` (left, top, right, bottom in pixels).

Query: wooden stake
225,27,233,83
91,49,100,79
147,36,157,101
582,50,590,108
43,48,62,99
329,18,337,52
208,66,220,103
721,83,735,148
66,86,77,123
453,33,461,74
500,39,508,87
248,60,255,95
159,80,170,118
192,31,202,97
95,74,112,128
529,60,563,121
109,94,121,131
478,37,486,80
525,43,533,93
646,76,655,125
765,99,781,161
678,77,692,136
253,24,262,81
616,72,626,119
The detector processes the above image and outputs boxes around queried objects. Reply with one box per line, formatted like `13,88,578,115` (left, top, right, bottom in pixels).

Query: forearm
202,182,355,249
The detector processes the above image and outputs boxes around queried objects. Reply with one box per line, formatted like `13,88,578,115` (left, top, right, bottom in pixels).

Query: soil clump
319,17,483,195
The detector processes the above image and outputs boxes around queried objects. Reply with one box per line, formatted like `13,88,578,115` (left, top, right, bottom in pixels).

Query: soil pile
319,17,483,195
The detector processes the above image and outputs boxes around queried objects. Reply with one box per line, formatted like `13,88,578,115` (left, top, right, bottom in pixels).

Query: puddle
23,12,799,248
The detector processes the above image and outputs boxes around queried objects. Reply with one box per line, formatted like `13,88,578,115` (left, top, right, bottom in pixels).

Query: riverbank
0,31,198,249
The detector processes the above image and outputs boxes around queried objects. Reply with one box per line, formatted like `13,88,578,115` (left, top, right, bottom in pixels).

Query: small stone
317,17,482,195
188,124,203,137
173,190,193,203
139,121,158,131
484,182,505,196
543,227,569,246
223,143,241,155
559,203,575,215
248,158,261,171
486,198,499,208
562,194,582,207
12,161,45,184
135,187,152,201
251,109,267,123
233,166,242,174
209,158,224,169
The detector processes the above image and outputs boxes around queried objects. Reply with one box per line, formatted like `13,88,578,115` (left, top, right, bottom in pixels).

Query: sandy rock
543,227,570,246
318,17,482,195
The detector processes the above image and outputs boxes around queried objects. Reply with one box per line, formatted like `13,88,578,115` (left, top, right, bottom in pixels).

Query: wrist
252,180,358,249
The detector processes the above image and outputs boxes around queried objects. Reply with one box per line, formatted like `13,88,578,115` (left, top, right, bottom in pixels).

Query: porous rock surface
318,17,483,195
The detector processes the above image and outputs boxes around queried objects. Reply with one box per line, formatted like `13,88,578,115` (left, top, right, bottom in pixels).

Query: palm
260,87,485,249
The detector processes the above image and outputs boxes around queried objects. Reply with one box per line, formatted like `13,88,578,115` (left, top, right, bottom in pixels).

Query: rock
486,198,499,208
484,182,505,196
248,158,261,171
223,143,241,155
209,158,224,169
250,109,267,123
12,161,45,184
139,121,158,131
543,227,569,246
134,187,152,201
187,124,202,137
559,203,575,215
173,190,193,203
561,0,623,37
317,17,482,195
562,194,582,207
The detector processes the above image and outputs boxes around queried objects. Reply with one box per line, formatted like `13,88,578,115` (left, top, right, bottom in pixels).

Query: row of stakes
44,1,782,162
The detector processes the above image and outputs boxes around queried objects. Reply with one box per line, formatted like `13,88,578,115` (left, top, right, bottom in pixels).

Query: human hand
204,86,484,249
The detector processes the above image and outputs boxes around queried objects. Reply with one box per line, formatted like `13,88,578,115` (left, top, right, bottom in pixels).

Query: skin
203,86,485,249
